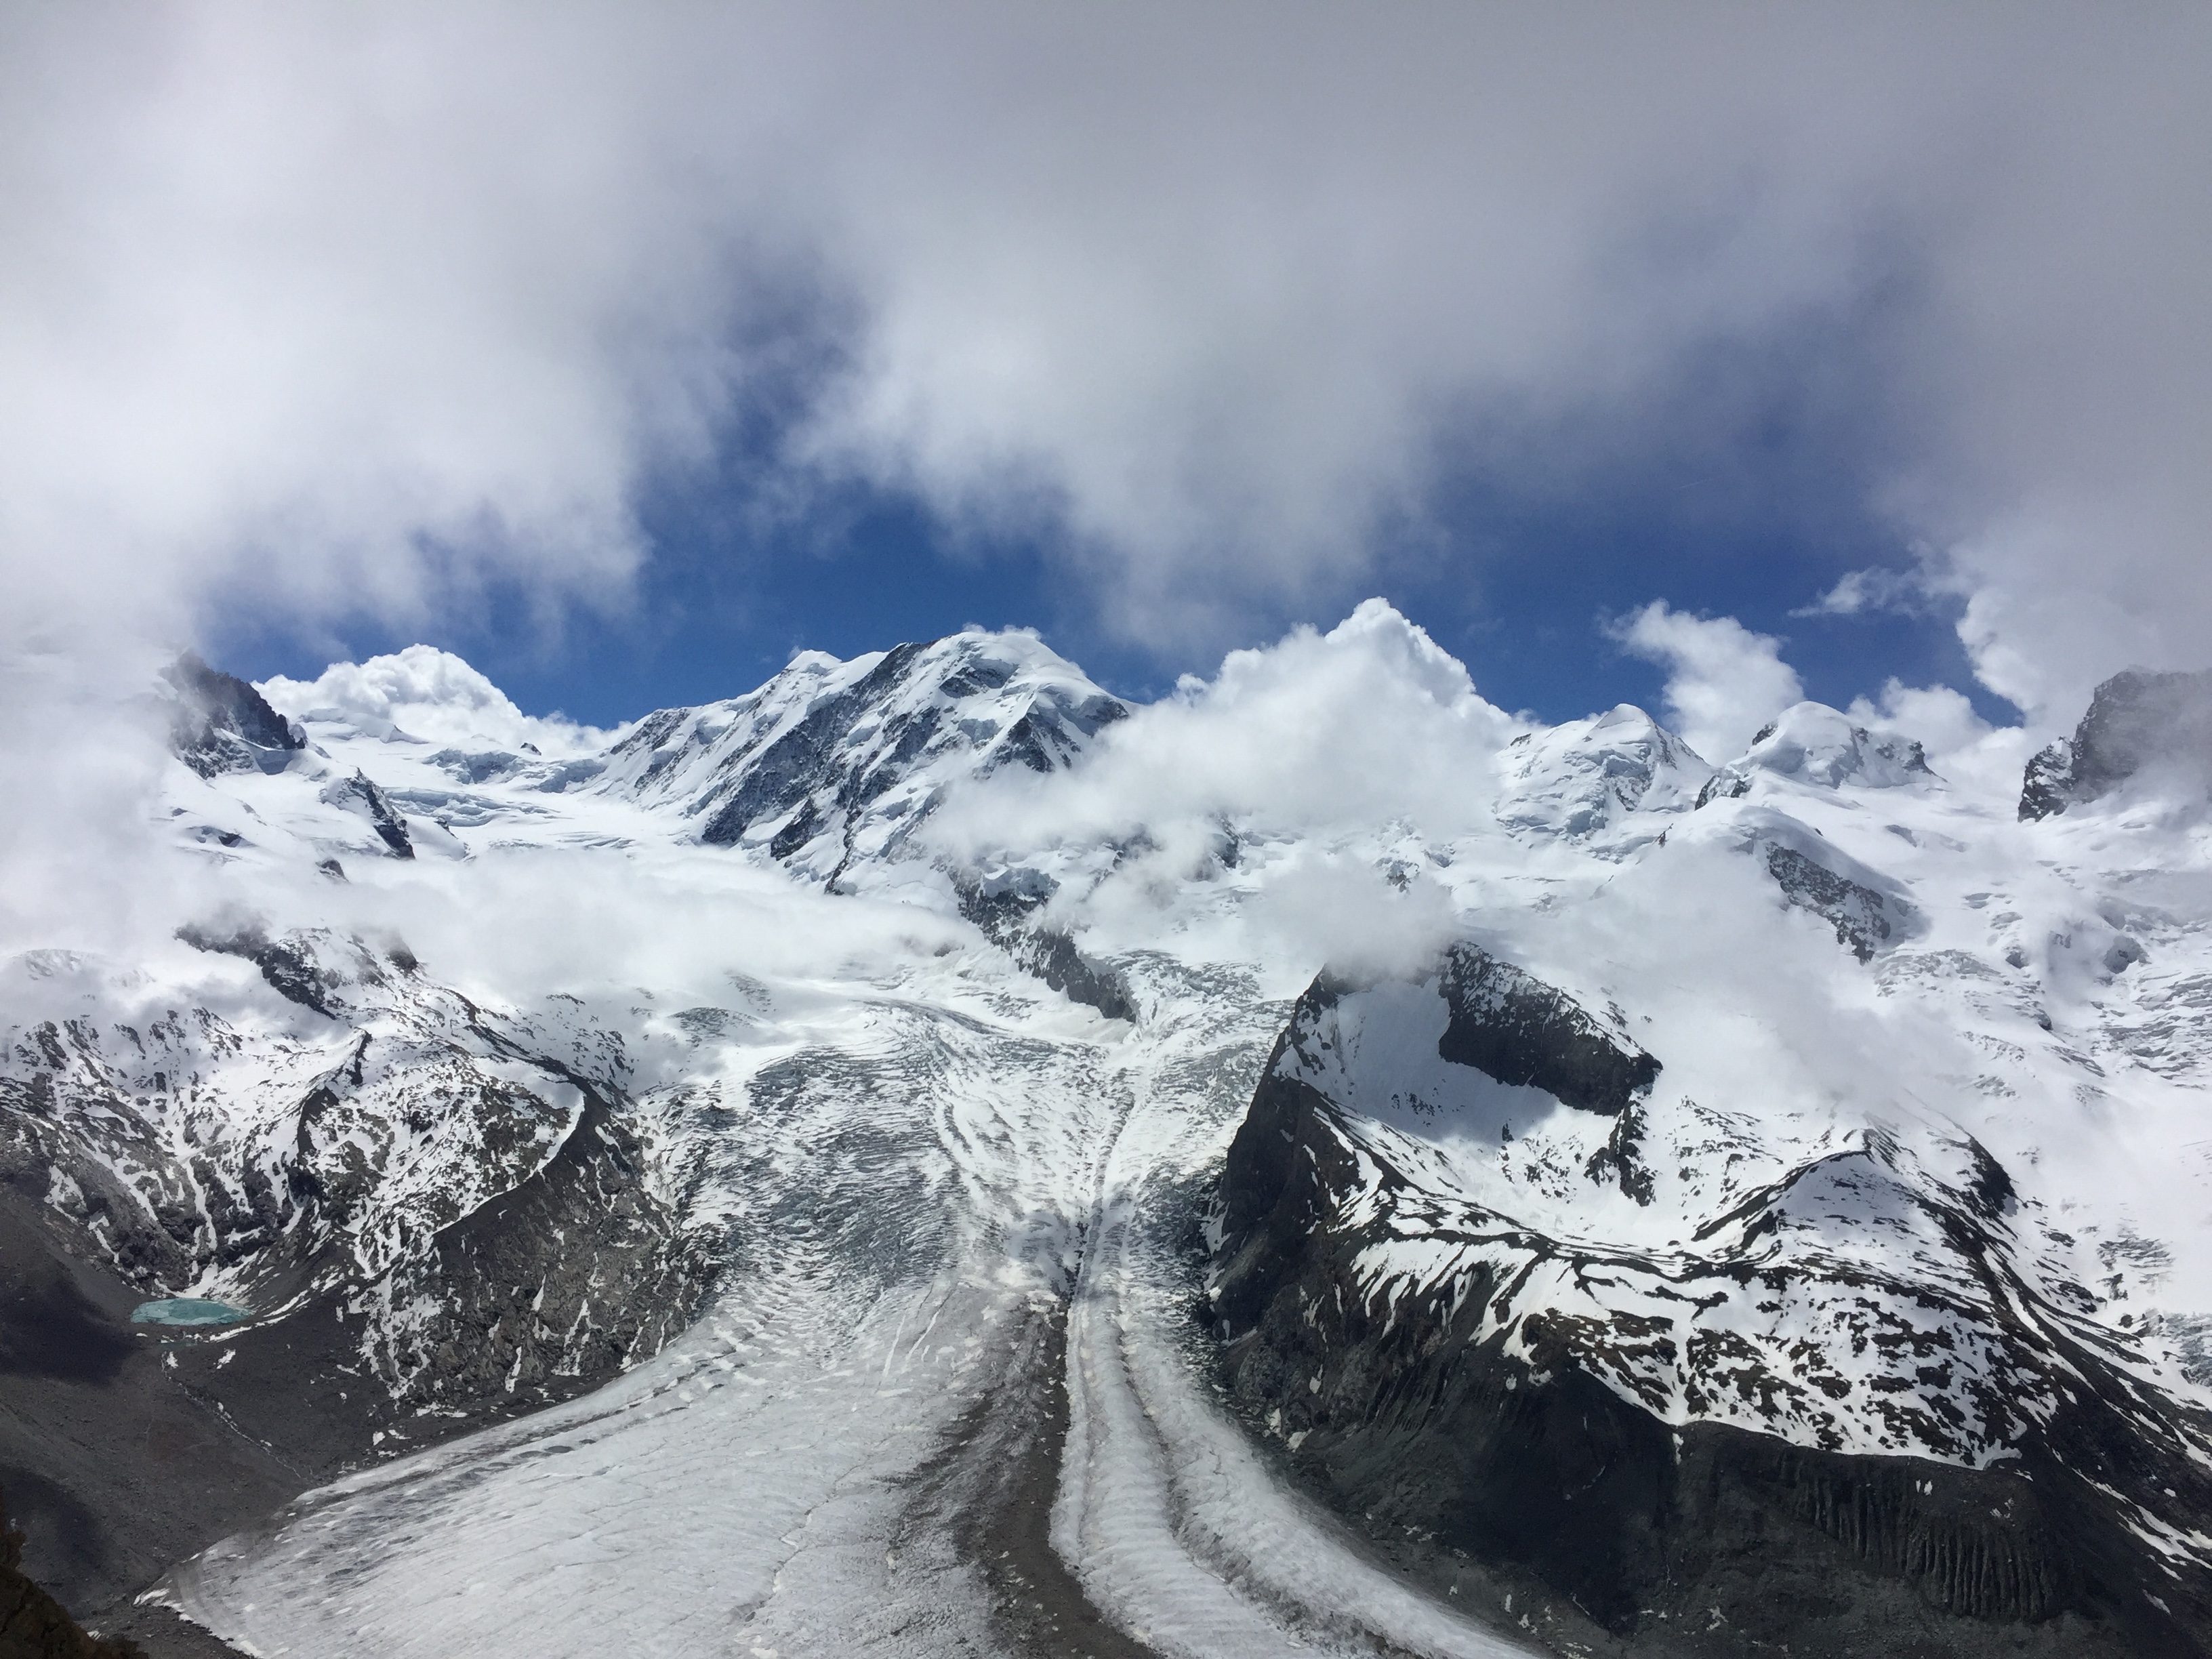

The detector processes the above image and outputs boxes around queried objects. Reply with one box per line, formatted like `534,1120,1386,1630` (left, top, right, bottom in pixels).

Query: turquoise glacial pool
130,1298,249,1326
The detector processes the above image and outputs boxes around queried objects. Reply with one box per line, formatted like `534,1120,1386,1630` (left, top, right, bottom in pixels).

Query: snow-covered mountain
1492,703,1712,848
7,608,2212,1658
596,630,1128,880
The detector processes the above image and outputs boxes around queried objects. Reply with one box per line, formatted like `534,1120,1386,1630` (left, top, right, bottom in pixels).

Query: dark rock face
956,882,1132,1022
1435,943,1658,1113
176,926,339,1017
1582,1101,1656,1204
2,1484,139,1658
2019,738,2077,821
318,771,413,858
356,1081,707,1409
159,654,302,780
996,693,1126,773
2020,668,2212,820
1765,843,1908,962
1208,964,2212,1658
1694,769,1753,807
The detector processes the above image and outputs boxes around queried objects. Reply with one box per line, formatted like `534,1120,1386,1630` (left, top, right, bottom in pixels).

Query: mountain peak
598,628,1126,879
1697,700,1931,805
1494,702,1711,842
159,650,306,777
2020,665,2212,820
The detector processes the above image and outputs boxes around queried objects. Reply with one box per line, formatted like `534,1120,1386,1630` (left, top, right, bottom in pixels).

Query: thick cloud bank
0,4,2205,714
934,600,1520,975
938,600,1522,852
261,647,612,754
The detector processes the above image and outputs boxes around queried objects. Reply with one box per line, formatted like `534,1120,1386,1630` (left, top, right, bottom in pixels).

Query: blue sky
206,379,1998,735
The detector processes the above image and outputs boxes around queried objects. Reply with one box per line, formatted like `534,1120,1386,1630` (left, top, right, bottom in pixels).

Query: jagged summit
160,649,306,777
596,629,1127,879
2020,665,2212,820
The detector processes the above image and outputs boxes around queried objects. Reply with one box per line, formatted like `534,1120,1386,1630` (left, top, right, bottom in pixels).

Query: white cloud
930,599,1521,977
1845,680,1987,761
1845,677,2032,801
260,647,611,754
937,599,1522,854
0,4,2205,700
0,6,771,661
1608,602,1804,762
0,652,183,960
1945,505,2200,727
1795,566,1927,618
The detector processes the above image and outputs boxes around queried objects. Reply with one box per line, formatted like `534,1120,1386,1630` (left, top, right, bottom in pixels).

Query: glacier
5,604,2212,1657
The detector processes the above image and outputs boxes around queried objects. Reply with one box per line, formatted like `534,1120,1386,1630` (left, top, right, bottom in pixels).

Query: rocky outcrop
176,924,340,1017
1435,943,1658,1112
159,654,304,780
1207,959,2212,1658
317,771,414,858
358,1080,708,1408
2020,667,2212,819
2,1486,140,1658
1765,842,1906,961
2018,738,2077,821
1700,809,1923,964
956,882,1132,1022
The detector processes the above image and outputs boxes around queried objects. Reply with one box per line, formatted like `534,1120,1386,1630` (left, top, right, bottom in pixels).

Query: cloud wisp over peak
1608,602,1804,764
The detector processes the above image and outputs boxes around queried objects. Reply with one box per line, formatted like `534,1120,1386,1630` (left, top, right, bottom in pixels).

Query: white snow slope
7,602,2212,1655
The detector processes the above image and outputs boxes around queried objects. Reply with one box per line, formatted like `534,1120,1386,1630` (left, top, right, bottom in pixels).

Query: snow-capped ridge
1697,700,1933,805
1683,800,1927,962
319,770,415,859
594,628,1127,880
